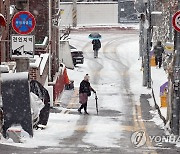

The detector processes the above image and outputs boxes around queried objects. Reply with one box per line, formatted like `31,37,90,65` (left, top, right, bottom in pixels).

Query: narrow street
56,29,160,153
1,0,180,153
0,29,180,154
54,29,180,154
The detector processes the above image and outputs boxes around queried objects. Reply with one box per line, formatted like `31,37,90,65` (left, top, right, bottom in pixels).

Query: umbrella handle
95,93,98,99
95,93,98,115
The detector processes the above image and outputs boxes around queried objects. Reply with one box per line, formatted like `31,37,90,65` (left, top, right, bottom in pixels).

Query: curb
151,87,166,125
70,24,139,32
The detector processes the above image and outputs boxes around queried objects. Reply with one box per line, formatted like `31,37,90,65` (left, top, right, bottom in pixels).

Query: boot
78,108,82,114
84,109,89,115
84,111,89,115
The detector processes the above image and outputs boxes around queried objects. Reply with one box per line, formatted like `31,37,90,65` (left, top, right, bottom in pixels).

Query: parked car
70,45,84,66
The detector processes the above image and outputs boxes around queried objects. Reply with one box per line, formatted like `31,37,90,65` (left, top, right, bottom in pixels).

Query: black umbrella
89,32,101,40
95,93,98,115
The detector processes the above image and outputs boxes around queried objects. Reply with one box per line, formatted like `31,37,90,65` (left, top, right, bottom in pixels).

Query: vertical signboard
11,35,35,58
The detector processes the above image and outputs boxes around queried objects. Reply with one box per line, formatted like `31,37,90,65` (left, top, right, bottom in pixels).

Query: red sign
12,11,36,35
172,11,180,32
0,13,6,27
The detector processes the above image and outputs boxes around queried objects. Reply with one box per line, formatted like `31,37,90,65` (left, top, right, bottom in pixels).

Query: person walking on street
92,39,101,58
78,74,96,115
153,41,164,68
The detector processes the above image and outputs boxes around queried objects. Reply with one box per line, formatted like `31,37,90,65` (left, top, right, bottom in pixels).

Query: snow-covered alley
1,27,180,154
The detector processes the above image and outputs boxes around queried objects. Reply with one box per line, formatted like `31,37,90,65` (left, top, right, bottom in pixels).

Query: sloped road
0,29,180,154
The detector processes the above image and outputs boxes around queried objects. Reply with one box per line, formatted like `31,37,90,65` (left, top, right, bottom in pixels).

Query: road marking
76,125,87,131
74,125,135,132
60,88,79,114
119,125,136,132
134,104,157,154
61,87,157,153
67,88,79,109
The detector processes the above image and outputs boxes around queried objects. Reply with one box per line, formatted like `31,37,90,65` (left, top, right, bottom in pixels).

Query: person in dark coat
92,39,101,58
153,41,164,68
78,74,96,114
30,80,50,126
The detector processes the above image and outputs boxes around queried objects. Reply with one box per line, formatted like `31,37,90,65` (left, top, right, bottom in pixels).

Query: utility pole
49,0,52,81
139,14,146,87
169,6,173,42
142,17,148,87
146,0,152,88
171,0,180,135
72,0,77,27
134,0,151,88
139,14,145,59
142,0,152,88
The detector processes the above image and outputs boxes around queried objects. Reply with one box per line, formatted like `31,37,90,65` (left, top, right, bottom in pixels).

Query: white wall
60,2,118,26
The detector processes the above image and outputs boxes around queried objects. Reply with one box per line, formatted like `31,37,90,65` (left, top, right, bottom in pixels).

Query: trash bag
65,80,74,90
30,92,44,126
30,80,50,126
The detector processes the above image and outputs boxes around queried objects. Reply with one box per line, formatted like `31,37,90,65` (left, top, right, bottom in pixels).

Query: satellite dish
134,0,147,13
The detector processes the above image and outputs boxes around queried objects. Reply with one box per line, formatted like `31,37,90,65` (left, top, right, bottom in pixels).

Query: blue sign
12,11,36,35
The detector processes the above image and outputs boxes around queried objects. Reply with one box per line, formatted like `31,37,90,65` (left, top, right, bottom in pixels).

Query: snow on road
0,27,166,149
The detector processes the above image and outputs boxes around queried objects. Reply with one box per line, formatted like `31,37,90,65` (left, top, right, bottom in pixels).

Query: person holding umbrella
78,74,96,115
92,39,101,58
89,32,101,58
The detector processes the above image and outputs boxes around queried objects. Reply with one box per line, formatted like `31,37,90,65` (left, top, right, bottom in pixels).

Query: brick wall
29,67,40,81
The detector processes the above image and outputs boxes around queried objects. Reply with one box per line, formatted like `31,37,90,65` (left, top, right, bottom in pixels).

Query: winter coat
154,43,164,58
79,80,92,94
79,93,88,104
79,80,93,104
92,39,101,50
